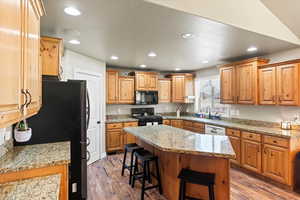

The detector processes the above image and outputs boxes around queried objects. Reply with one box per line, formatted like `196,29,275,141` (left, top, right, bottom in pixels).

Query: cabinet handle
272,96,276,102
21,89,28,110
26,89,32,107
237,96,239,102
278,95,282,102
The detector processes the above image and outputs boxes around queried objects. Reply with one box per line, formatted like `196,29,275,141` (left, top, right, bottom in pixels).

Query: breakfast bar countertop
0,141,70,174
0,174,61,200
124,125,235,159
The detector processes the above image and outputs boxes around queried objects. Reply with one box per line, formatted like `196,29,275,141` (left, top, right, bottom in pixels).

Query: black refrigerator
15,79,88,200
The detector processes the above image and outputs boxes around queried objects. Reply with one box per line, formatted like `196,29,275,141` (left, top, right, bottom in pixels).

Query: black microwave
135,91,158,105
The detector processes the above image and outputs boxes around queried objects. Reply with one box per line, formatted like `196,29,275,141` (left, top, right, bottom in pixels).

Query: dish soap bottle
177,109,181,118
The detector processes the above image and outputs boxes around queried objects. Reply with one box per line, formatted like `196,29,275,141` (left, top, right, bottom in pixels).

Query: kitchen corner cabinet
158,79,171,103
258,60,300,106
0,0,44,128
40,36,63,77
118,76,134,104
106,70,119,104
220,58,269,105
167,73,194,103
134,71,158,91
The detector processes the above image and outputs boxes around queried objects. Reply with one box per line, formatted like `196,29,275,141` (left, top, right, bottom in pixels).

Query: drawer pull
249,135,253,138
273,140,277,143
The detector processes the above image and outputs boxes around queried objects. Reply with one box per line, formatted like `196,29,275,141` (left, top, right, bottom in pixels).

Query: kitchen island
124,125,235,200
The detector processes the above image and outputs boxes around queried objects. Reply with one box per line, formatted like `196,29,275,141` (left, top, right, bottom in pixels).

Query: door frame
74,68,106,162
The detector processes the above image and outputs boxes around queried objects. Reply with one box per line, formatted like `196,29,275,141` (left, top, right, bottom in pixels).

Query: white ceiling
41,0,299,71
261,0,300,39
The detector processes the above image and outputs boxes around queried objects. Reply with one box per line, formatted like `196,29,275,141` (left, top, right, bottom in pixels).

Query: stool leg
121,148,127,176
208,184,215,200
129,150,135,184
178,180,184,200
131,155,138,188
155,158,163,194
141,161,147,200
147,161,151,183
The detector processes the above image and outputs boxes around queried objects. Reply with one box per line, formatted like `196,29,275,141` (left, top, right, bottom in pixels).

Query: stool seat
125,143,142,152
178,168,215,185
178,168,215,200
134,149,157,161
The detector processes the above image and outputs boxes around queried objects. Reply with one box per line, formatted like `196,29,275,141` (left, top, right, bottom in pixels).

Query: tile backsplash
0,127,13,158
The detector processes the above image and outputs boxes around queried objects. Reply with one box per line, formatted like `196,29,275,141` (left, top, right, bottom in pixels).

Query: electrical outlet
4,128,12,141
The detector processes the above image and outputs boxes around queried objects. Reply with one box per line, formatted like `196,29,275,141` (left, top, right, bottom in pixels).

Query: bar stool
121,143,143,184
178,168,215,200
131,149,163,200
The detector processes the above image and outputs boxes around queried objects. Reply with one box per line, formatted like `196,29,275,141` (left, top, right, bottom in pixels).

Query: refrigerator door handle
86,90,91,129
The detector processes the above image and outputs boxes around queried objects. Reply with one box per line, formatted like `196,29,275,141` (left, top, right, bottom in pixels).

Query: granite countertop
162,116,300,139
106,118,138,123
0,141,70,174
124,125,235,159
0,174,61,200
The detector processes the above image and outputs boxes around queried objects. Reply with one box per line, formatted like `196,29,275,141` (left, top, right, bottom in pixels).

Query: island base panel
137,140,230,200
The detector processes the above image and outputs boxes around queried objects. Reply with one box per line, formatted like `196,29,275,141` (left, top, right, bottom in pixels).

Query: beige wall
193,47,300,123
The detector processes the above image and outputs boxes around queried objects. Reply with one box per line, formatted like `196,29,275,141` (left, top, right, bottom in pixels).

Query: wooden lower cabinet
106,130,123,152
241,139,262,173
163,120,170,125
229,136,241,165
262,144,289,184
170,120,183,129
123,122,138,145
183,120,205,133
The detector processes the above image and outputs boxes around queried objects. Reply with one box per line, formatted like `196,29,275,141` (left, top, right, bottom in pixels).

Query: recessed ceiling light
247,46,258,52
64,7,81,16
69,39,80,45
181,33,195,39
110,55,119,60
202,60,209,64
148,52,157,57
139,64,147,68
175,68,181,71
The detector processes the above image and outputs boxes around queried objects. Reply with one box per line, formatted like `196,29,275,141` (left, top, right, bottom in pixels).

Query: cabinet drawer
107,123,123,130
227,128,241,137
123,122,138,127
242,131,261,142
183,120,193,127
193,122,205,128
264,135,289,148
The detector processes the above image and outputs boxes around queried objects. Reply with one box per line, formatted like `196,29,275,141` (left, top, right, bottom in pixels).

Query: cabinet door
241,139,261,173
106,70,118,104
163,120,170,125
277,64,299,105
147,74,158,91
172,76,185,103
159,79,171,103
123,122,138,145
24,0,42,116
135,73,147,91
118,77,134,104
262,144,289,184
258,67,276,105
40,37,62,76
171,120,183,128
236,63,257,104
229,136,241,165
0,0,23,127
220,66,236,104
106,130,123,152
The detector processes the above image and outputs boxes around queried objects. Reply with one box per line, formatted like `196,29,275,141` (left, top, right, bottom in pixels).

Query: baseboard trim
101,152,107,159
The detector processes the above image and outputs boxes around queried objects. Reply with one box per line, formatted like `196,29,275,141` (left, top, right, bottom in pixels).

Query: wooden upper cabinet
0,0,23,127
258,67,276,105
106,70,119,104
277,64,299,105
135,72,158,91
262,144,289,184
220,66,236,104
118,76,134,104
0,0,44,128
172,75,185,103
236,62,257,104
158,79,171,103
40,36,63,77
25,0,42,116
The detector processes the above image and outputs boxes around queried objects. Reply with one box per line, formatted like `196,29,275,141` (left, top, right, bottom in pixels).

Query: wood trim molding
219,57,270,68
258,59,300,68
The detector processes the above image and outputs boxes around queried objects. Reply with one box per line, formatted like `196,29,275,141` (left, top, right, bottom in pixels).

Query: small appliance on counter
281,121,292,130
135,91,158,105
15,79,88,200
132,107,163,126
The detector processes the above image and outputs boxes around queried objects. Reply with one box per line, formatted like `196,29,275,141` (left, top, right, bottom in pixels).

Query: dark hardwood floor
87,153,300,200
